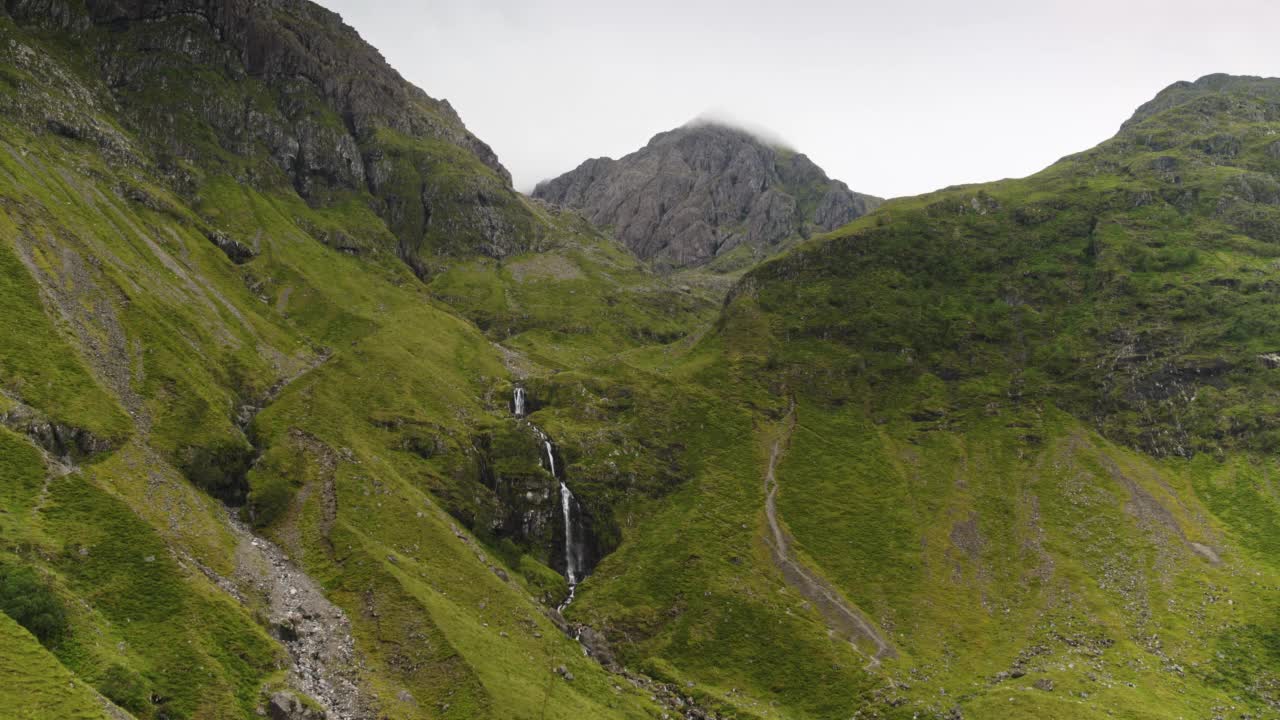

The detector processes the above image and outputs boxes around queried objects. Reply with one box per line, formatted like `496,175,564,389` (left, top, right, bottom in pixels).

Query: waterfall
516,388,586,611
543,439,556,478
541,434,581,607
559,482,576,586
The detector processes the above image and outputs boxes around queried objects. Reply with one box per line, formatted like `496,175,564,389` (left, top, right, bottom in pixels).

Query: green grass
0,21,681,716
0,613,122,720
5,13,1280,720
427,204,722,369
0,209,130,442
657,75,1280,717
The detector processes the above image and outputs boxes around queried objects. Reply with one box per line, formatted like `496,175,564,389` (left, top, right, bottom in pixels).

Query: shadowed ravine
763,403,895,668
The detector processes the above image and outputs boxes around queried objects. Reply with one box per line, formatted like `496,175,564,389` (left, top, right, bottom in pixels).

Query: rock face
1121,73,1280,131
3,0,539,272
471,408,604,594
0,397,116,463
533,123,881,270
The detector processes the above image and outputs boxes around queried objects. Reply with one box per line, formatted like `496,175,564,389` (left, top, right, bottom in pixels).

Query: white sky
321,0,1279,199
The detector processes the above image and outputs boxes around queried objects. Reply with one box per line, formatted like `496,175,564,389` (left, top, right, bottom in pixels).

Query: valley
0,3,1277,719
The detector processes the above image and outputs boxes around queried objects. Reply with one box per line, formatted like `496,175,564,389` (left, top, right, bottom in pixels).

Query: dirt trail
763,403,895,668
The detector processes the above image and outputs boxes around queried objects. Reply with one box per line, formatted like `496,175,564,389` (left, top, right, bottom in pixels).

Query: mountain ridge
533,121,882,270
3,0,543,274
1123,72,1280,130
2,3,1280,716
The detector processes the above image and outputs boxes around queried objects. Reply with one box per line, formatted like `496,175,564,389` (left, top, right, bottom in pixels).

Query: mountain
5,0,541,275
2,0,1280,717
0,3,721,719
532,122,882,271
576,71,1280,719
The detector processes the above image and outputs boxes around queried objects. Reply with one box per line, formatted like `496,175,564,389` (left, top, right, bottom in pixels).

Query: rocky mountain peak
533,120,881,270
1121,73,1280,131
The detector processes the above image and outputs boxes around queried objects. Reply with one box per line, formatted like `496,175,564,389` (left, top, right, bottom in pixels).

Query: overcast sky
322,0,1278,199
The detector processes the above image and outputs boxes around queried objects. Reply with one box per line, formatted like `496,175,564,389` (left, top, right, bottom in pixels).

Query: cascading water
514,386,588,611
545,437,582,610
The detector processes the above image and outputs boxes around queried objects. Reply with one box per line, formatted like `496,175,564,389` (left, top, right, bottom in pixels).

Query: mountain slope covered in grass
2,1,1280,718
0,3,719,718
570,71,1280,719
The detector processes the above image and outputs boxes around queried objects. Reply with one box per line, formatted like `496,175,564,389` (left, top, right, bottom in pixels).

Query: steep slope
8,2,1280,718
0,4,711,719
0,612,130,719
565,74,1280,719
533,122,882,271
5,0,538,274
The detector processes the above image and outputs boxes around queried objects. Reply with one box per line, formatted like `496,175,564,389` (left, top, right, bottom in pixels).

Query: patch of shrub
98,663,150,715
0,564,67,648
246,473,292,528
182,440,254,504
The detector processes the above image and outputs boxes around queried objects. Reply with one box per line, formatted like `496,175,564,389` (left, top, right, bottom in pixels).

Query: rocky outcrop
2,0,538,270
1122,73,1280,131
266,691,325,720
205,229,256,264
469,419,603,589
533,122,881,270
0,397,116,463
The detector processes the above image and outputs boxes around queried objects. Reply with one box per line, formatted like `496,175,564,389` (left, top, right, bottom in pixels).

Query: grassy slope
0,17,666,720
6,8,1280,720
437,75,1280,720
0,611,125,720
732,77,1280,717
563,78,1280,720
0,4,816,716
427,201,723,370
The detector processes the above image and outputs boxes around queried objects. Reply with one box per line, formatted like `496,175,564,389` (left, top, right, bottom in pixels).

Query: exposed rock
949,511,984,561
224,509,372,720
0,397,115,462
533,122,880,270
1226,173,1280,206
4,0,538,269
1122,74,1280,130
205,229,256,265
267,690,325,720
467,420,603,583
576,624,619,671
1189,542,1222,564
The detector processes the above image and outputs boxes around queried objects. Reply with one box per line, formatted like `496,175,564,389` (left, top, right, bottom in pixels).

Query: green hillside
1,1,1279,719
601,72,1280,718
0,4,707,718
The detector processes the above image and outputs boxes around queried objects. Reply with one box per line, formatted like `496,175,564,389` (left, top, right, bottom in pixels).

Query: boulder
266,690,325,720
